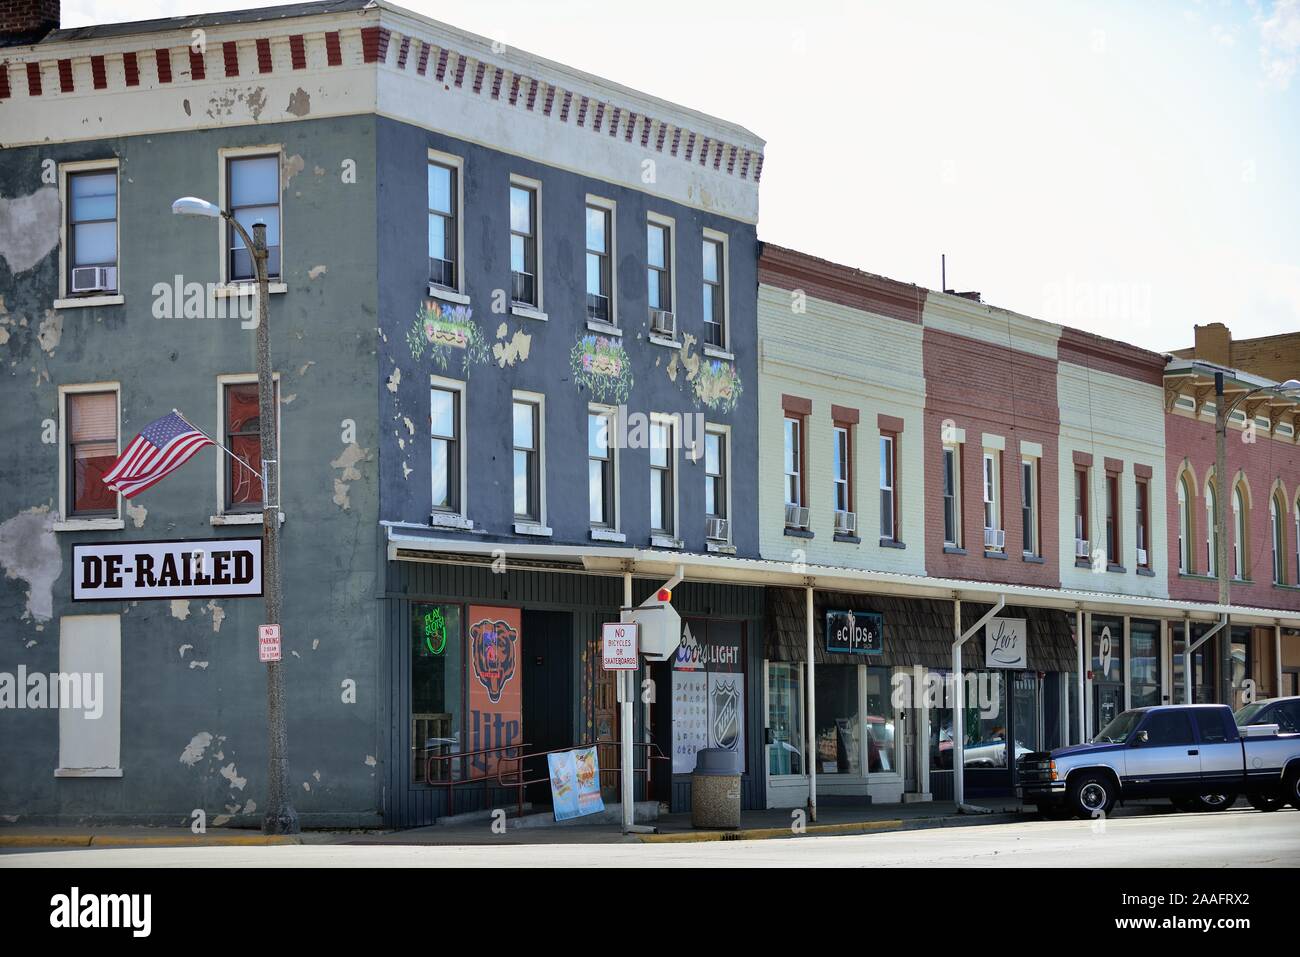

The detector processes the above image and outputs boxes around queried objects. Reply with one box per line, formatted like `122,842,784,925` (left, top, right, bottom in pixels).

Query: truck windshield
1233,702,1269,725
1093,710,1142,744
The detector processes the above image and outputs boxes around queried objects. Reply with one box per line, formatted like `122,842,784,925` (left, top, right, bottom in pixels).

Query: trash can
691,748,742,829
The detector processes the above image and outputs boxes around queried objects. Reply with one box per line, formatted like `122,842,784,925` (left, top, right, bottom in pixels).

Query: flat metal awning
383,523,1300,628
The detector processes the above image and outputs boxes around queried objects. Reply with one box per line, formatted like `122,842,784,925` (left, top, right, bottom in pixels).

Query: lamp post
172,197,298,835
1212,373,1300,709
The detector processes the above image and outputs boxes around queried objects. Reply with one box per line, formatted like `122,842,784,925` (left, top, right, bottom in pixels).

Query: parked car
1234,696,1300,810
1016,704,1300,819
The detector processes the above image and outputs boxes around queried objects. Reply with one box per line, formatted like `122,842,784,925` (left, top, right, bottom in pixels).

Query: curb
0,834,303,849
638,811,1025,844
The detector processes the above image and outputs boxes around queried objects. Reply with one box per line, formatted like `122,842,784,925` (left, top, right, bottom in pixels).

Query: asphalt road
2,806,1296,867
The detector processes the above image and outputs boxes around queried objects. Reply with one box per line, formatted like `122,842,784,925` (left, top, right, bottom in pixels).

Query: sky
62,0,1300,354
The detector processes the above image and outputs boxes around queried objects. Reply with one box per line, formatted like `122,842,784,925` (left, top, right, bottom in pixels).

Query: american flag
103,411,215,499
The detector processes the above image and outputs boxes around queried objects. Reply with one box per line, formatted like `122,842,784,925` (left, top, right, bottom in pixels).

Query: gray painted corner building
0,0,764,825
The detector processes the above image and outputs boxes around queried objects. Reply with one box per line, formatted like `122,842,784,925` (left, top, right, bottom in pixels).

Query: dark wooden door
522,610,574,805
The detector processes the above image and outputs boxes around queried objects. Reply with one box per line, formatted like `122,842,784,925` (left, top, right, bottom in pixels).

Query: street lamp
1213,373,1300,709
172,196,298,835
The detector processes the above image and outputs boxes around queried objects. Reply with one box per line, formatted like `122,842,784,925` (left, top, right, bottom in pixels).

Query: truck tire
1186,792,1236,812
1170,796,1197,812
1286,769,1300,811
1068,773,1116,820
1247,792,1285,812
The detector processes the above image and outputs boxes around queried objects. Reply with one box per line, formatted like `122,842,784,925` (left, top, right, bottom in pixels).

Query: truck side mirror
1134,730,1148,745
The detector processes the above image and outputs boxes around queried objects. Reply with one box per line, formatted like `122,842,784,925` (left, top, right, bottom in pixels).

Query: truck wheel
1170,796,1197,812
1068,773,1115,820
1187,793,1237,812
1286,769,1300,811
1247,793,1285,812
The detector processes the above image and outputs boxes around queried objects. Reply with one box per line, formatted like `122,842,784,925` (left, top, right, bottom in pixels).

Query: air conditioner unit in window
1137,548,1148,566
984,527,1005,550
1075,537,1090,558
70,266,116,294
834,510,857,535
706,517,730,542
785,503,810,530
650,309,676,338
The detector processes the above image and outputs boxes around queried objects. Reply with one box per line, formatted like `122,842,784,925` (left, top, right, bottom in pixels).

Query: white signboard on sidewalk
601,621,638,670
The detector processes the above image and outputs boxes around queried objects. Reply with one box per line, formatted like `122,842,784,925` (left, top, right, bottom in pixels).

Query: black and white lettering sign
71,538,264,601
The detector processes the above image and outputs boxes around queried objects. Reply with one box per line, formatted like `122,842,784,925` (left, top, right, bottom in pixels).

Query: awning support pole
805,582,817,823
1185,614,1227,705
952,593,1005,812
1076,607,1086,744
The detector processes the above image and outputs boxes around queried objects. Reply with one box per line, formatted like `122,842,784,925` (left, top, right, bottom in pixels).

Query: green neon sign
423,609,447,655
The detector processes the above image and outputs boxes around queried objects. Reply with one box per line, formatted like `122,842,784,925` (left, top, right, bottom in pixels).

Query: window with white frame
942,445,961,547
1233,486,1247,580
218,375,280,514
784,416,803,508
647,217,673,316
1021,456,1038,556
1294,500,1299,586
833,425,851,514
650,418,675,536
1205,482,1219,577
62,388,119,519
1074,466,1089,557
1272,494,1286,585
509,182,539,307
428,158,459,290
512,397,542,522
879,434,897,540
1105,472,1120,565
1177,474,1192,573
983,451,1001,549
62,162,119,296
430,383,462,514
702,232,726,348
1135,477,1151,569
585,201,613,324
588,408,616,528
227,153,282,280
705,427,728,526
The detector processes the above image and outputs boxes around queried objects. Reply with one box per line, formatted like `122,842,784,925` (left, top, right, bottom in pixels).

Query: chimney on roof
0,0,59,44
1193,322,1232,366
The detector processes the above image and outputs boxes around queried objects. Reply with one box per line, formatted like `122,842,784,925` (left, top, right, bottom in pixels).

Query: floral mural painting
406,301,490,375
571,334,634,404
668,334,744,413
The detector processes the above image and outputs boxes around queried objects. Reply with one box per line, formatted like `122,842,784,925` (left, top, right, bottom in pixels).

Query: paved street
2,807,1294,867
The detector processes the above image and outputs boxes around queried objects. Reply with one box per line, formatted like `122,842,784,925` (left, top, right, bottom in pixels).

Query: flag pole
173,408,262,482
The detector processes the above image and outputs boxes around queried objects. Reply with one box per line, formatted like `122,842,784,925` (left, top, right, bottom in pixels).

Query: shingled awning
765,588,1079,673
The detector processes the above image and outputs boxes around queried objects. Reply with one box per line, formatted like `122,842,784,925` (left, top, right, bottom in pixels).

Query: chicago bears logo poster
469,616,519,702
467,606,522,778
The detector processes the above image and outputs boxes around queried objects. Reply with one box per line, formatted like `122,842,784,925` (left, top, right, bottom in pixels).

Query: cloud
1257,0,1300,88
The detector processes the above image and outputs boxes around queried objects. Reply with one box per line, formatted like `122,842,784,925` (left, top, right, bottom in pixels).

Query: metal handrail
423,742,531,820
495,740,669,817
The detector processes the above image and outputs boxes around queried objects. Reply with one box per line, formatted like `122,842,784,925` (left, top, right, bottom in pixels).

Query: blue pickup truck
1016,703,1300,819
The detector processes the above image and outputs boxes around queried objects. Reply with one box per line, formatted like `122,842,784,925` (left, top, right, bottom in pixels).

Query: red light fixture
657,588,672,603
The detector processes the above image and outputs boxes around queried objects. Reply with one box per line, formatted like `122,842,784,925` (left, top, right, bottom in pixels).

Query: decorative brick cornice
1059,326,1165,386
758,242,927,324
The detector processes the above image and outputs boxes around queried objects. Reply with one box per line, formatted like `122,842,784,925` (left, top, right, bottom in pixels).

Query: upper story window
588,408,616,528
647,216,674,329
1205,482,1219,577
64,165,119,296
1105,472,1120,565
1232,485,1247,580
512,397,542,522
1074,466,1089,559
649,418,676,536
585,202,613,324
227,154,282,280
428,159,459,290
705,428,727,520
879,434,897,541
1021,456,1039,557
1135,476,1151,569
431,384,461,514
982,451,1001,551
221,379,280,513
784,415,804,509
509,182,539,307
833,425,852,515
64,389,119,519
1177,474,1193,573
1294,500,1299,586
942,445,961,547
1271,494,1286,585
702,233,726,349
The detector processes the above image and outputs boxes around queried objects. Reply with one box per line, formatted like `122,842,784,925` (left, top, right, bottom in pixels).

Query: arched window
1272,495,1286,585
1177,475,1193,574
1205,483,1218,577
1233,486,1247,580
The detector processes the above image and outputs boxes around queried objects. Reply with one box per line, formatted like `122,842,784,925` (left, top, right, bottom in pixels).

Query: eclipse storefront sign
72,538,264,601
825,609,883,655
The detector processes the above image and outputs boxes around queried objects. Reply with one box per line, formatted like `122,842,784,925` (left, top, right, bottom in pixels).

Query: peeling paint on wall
170,599,191,621
298,360,316,377
0,187,60,275
286,87,312,117
281,153,305,188
179,732,213,766
308,264,328,280
493,325,533,367
219,763,247,790
178,644,193,658
205,600,225,633
37,311,63,356
330,442,371,510
0,506,60,622
126,501,147,528
386,367,401,393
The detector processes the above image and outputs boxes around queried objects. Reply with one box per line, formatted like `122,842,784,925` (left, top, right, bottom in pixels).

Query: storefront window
962,671,1008,768
865,666,895,772
814,664,860,775
412,603,463,784
1171,622,1216,704
767,662,804,776
1130,619,1161,708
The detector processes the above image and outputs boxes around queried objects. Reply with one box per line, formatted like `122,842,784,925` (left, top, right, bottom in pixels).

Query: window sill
428,285,470,305
211,512,285,526
430,512,474,531
1273,582,1300,591
1022,554,1044,564
1106,563,1127,574
586,319,622,337
590,528,626,543
52,518,124,532
648,334,682,350
1177,572,1218,582
943,545,966,555
510,304,548,322
833,534,861,545
879,538,906,550
1136,566,1155,577
706,541,737,555
983,549,1008,560
703,344,735,361
650,535,684,550
54,294,123,309
513,522,552,537
55,768,123,778
1075,558,1094,569
214,282,287,297
784,527,814,539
